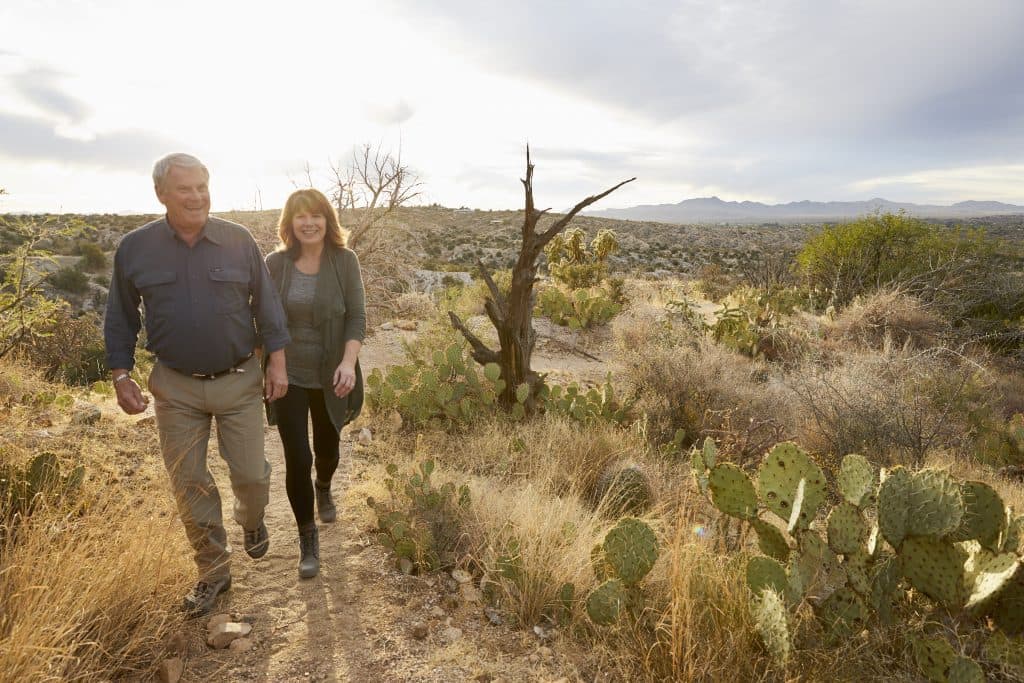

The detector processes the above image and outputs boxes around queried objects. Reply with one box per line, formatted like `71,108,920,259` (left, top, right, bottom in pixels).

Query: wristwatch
113,373,131,385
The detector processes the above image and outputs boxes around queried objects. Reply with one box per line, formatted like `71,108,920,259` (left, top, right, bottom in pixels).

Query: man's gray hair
152,153,209,188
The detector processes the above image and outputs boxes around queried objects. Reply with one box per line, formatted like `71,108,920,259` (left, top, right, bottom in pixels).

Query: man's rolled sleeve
103,246,141,371
250,241,290,353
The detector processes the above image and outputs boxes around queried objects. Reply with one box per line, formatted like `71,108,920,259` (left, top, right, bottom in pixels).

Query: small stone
207,613,234,631
165,631,188,656
461,584,483,604
388,410,403,431
533,624,552,641
441,594,461,610
430,606,446,618
442,626,463,642
410,621,428,640
380,322,395,331
444,576,459,593
451,569,472,584
207,622,252,649
538,646,553,658
158,657,184,683
356,428,372,445
528,654,540,665
71,403,102,425
395,320,418,331
484,607,503,626
228,637,253,652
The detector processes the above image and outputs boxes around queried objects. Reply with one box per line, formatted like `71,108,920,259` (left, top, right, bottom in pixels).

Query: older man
104,153,290,617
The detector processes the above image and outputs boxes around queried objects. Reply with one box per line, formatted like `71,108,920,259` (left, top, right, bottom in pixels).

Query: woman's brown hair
277,188,349,256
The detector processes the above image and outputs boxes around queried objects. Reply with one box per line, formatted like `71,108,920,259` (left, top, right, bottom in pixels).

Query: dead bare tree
448,148,634,410
328,142,422,257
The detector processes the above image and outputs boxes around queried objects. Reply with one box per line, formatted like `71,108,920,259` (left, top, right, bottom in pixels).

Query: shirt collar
161,216,222,245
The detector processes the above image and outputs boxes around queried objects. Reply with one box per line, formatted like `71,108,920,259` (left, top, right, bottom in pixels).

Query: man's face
156,164,210,232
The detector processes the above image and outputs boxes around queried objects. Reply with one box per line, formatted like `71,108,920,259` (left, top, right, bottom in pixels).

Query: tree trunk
449,147,634,411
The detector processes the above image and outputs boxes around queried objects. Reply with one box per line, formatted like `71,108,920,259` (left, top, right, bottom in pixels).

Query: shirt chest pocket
134,270,177,312
208,268,250,313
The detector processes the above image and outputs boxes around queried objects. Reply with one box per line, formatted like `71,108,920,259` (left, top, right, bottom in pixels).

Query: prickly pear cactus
818,587,869,639
757,443,826,529
843,550,872,595
602,517,659,586
869,554,902,625
826,502,868,556
950,481,1006,550
837,453,876,508
983,631,1024,679
900,536,968,607
878,466,912,547
947,656,985,683
905,468,965,537
965,552,1020,611
912,635,957,683
750,518,791,563
747,556,788,596
708,463,758,519
991,572,1024,634
594,464,653,516
691,449,709,495
586,578,626,625
751,587,790,668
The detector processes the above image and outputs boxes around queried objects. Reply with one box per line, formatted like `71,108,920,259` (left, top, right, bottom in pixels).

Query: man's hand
264,350,288,402
332,362,357,398
112,370,148,415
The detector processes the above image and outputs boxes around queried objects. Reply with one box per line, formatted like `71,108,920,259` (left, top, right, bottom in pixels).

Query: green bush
21,311,107,385
49,266,90,295
77,242,107,271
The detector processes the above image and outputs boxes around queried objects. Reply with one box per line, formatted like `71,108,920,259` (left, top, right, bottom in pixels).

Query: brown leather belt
174,352,254,380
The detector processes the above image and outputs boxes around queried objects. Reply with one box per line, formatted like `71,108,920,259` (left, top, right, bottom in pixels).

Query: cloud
367,98,415,125
0,110,179,170
8,66,90,122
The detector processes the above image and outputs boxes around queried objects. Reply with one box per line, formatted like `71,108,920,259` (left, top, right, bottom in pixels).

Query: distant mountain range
585,197,1024,224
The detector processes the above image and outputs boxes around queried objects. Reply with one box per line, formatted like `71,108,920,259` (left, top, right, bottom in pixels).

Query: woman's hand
332,361,357,398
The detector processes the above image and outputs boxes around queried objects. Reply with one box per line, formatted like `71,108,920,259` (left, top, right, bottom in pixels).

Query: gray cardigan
265,246,366,431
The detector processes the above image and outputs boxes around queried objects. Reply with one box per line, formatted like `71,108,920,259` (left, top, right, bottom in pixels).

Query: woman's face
291,207,327,247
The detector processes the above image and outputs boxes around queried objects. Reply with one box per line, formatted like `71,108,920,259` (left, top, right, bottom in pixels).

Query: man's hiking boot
183,575,232,617
315,481,336,523
298,525,320,579
244,521,270,559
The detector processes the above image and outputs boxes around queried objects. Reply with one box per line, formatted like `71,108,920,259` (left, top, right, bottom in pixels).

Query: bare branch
448,311,500,365
537,176,636,245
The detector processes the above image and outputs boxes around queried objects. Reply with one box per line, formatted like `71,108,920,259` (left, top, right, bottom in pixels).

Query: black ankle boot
298,525,320,579
314,480,336,523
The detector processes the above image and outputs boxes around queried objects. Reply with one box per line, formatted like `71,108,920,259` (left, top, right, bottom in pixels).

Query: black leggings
273,387,340,529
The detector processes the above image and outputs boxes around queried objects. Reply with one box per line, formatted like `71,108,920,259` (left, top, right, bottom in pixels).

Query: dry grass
829,289,952,350
0,361,191,683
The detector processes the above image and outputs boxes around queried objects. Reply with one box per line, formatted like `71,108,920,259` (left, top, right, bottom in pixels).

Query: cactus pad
757,442,826,529
948,657,985,683
751,588,790,667
991,572,1024,634
965,552,1020,611
949,481,1005,550
837,453,876,508
1003,513,1023,554
900,536,967,608
586,579,626,625
905,468,964,537
746,556,788,596
702,437,717,469
789,534,840,602
818,587,869,639
982,631,1024,680
691,449,709,496
591,542,615,582
827,502,868,555
878,466,912,548
844,550,871,595
912,635,956,683
602,517,659,586
750,518,791,563
869,554,902,625
708,464,758,519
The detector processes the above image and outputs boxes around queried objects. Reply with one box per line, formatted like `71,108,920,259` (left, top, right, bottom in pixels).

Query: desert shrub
19,311,107,385
787,347,994,467
618,339,793,466
829,289,952,350
796,212,1024,330
536,283,621,329
693,263,734,302
393,291,435,320
544,228,618,289
77,242,108,271
49,265,90,294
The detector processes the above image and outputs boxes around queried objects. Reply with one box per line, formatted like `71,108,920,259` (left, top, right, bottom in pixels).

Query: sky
1,0,1022,214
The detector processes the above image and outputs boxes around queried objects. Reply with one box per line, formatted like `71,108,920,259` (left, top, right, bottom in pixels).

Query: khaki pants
148,354,270,581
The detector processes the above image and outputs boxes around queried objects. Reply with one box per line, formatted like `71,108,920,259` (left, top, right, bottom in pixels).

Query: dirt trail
172,332,585,682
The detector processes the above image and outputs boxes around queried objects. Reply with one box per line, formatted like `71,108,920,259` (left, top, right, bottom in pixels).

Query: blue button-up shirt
104,216,290,374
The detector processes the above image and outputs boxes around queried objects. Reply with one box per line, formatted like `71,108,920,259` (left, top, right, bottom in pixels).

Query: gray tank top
284,270,323,388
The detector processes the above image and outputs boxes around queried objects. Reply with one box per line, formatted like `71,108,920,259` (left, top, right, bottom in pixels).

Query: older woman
266,188,366,578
